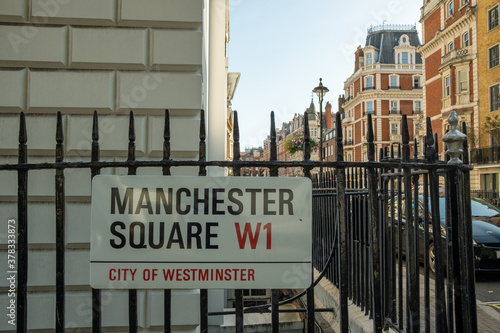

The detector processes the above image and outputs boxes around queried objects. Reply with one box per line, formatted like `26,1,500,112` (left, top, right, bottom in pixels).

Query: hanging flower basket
284,134,318,155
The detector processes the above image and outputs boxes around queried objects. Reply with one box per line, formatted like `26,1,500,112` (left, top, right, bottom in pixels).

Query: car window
471,198,500,217
436,197,500,218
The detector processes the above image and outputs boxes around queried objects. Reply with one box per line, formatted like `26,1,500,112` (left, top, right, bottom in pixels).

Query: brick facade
419,0,478,159
342,26,423,161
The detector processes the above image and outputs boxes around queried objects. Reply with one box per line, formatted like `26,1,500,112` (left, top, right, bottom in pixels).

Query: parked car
388,196,500,273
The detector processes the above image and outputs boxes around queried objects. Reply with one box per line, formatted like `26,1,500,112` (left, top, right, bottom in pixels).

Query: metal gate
0,109,476,332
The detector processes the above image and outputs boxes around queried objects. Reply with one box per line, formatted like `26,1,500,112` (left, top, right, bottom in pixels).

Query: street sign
90,175,312,289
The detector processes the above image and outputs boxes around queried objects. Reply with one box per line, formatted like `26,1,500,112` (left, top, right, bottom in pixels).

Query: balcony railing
345,140,353,146
363,86,375,91
388,85,401,89
470,146,500,164
413,109,423,115
364,111,374,116
442,46,472,65
389,109,401,115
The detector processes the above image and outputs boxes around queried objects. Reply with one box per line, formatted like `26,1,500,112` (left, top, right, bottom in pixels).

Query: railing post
91,111,102,333
426,117,448,333
198,110,208,333
366,114,382,333
232,111,244,332
302,111,315,333
17,112,28,333
443,112,477,333
269,111,280,333
55,111,65,333
162,109,172,332
402,114,419,332
127,111,138,333
335,113,349,333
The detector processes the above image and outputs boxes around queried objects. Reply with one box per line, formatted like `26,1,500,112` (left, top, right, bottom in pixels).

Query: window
458,71,468,93
402,52,409,64
489,5,499,30
414,101,422,113
444,75,451,97
413,76,421,88
448,42,454,52
463,32,469,47
460,0,469,7
491,83,500,112
366,101,374,114
447,1,454,17
390,101,398,113
390,75,399,88
490,45,499,69
365,76,373,89
366,53,373,65
391,123,400,135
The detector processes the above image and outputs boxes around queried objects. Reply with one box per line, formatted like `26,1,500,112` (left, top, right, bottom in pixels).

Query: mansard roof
365,25,422,64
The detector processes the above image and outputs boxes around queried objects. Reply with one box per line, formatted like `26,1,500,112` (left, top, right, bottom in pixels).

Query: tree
483,115,500,146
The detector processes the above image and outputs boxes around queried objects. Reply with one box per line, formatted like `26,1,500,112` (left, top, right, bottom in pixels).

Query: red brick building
342,25,424,161
418,0,478,158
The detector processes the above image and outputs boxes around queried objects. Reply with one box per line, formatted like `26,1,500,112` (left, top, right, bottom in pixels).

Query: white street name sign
90,175,312,289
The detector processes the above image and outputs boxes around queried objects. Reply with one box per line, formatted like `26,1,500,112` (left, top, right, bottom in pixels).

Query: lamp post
313,78,329,175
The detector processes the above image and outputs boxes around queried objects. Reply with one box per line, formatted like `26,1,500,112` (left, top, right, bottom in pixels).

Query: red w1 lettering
234,223,271,249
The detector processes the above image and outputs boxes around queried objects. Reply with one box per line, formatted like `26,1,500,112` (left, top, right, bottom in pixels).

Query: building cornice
418,7,476,57
343,90,423,109
420,0,443,23
344,64,423,88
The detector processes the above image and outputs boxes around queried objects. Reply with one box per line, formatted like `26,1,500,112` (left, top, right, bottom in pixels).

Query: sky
226,0,423,149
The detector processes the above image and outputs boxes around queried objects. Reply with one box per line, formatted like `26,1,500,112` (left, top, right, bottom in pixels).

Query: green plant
484,115,500,145
283,133,318,155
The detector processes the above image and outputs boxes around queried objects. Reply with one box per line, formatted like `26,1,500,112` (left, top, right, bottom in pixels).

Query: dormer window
394,35,416,65
402,52,409,64
366,53,373,65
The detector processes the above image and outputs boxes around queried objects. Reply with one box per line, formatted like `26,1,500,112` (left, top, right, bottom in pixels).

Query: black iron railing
470,146,500,164
0,110,477,333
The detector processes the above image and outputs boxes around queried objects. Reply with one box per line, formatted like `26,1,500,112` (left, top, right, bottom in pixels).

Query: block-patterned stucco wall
0,0,207,331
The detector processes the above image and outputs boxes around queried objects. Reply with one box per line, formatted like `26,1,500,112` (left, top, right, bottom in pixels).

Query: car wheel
428,242,436,274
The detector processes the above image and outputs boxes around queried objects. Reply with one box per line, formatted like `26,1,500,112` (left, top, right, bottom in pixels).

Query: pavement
312,269,500,332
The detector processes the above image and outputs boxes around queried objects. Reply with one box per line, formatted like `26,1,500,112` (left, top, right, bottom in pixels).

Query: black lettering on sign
129,222,146,248
228,188,243,215
111,187,133,214
110,221,126,248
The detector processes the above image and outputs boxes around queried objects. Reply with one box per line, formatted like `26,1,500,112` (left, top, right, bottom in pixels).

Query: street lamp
313,78,329,174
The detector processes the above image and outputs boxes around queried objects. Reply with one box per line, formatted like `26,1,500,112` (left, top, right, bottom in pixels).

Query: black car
389,196,500,273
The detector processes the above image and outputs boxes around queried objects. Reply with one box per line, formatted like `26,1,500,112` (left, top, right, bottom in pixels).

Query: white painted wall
0,0,227,331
